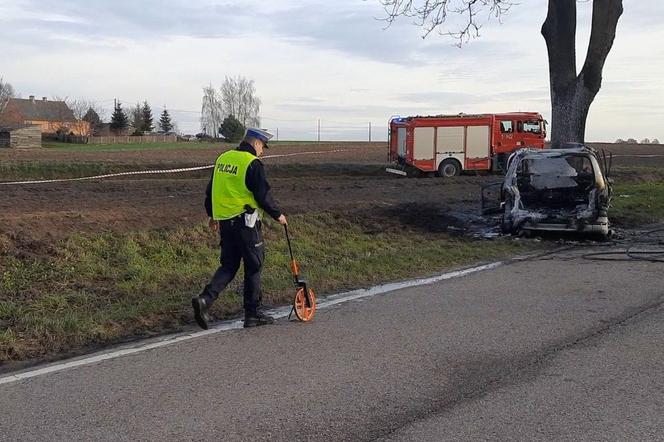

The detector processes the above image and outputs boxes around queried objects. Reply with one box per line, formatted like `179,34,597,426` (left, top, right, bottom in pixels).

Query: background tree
201,84,223,137
0,77,16,110
83,108,103,136
159,109,173,132
378,0,623,148
110,103,129,132
65,98,94,120
141,101,154,133
129,102,144,135
626,138,637,144
220,75,261,127
219,114,245,143
652,139,660,145
63,98,106,136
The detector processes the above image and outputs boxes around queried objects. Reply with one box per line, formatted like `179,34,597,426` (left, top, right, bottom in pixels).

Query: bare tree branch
66,98,95,121
220,75,261,128
200,84,223,136
378,0,514,45
0,77,15,111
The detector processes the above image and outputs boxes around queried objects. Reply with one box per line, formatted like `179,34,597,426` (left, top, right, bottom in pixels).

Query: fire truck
387,112,546,176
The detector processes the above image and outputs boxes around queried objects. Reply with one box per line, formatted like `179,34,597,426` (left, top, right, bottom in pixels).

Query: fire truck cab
388,112,546,176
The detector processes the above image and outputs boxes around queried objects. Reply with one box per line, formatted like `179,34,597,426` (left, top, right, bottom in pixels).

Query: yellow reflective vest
211,150,260,220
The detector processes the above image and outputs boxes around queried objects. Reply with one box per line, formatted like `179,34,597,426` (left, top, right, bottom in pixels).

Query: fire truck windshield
522,120,542,134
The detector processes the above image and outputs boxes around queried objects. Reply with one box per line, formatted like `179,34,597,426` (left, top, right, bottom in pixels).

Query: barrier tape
0,149,349,186
0,165,214,186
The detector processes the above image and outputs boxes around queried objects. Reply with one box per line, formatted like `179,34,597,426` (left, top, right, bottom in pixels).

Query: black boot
244,310,275,328
192,296,211,330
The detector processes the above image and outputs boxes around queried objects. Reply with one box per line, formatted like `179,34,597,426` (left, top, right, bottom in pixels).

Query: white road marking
0,261,502,386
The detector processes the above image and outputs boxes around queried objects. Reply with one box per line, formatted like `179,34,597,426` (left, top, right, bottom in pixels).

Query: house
0,96,90,136
0,124,42,149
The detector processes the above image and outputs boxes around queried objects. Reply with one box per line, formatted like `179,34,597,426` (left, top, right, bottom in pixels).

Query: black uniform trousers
202,216,265,314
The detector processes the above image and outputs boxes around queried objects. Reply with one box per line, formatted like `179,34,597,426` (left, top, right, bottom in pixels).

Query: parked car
195,132,213,141
482,145,613,237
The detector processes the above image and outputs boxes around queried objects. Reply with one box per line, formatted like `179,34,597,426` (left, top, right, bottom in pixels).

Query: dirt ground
1,141,663,243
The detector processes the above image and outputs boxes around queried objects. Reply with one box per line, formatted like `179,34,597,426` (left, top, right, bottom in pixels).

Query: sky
0,0,662,142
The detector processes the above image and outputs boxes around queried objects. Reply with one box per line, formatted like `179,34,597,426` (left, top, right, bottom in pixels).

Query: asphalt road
1,246,663,441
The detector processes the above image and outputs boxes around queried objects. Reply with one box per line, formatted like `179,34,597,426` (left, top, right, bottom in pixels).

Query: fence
61,135,178,145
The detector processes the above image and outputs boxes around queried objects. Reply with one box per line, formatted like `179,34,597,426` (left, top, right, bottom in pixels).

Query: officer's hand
277,214,287,225
209,218,219,232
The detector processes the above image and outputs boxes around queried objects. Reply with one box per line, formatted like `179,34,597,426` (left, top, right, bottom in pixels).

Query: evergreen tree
141,101,154,133
159,109,173,132
110,103,129,131
83,108,102,135
129,102,144,135
219,115,245,143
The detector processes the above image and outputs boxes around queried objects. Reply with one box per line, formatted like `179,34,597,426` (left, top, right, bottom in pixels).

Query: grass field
42,141,228,152
611,182,664,226
0,162,167,181
41,140,334,152
0,214,536,363
2,142,663,366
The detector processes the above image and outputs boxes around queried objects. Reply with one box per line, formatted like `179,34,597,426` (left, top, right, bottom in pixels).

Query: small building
0,96,90,136
0,124,42,149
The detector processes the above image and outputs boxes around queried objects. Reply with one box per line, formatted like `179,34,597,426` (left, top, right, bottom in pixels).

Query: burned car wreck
483,146,613,237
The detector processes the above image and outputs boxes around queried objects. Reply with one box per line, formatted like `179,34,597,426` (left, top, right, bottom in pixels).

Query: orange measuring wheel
293,287,316,322
285,224,317,322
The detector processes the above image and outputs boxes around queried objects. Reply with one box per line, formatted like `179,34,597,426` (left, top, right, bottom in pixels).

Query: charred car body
484,146,613,237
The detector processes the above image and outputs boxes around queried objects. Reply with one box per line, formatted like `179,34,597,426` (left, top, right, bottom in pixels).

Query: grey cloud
4,0,509,66
4,0,539,72
278,99,391,116
284,96,328,104
392,88,551,115
261,4,481,66
395,91,484,106
6,0,252,47
618,2,664,29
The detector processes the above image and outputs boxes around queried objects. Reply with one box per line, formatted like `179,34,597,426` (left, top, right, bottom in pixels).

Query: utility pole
276,127,279,142
317,119,321,143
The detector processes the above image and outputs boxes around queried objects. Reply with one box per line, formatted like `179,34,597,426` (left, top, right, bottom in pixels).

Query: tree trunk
542,0,623,148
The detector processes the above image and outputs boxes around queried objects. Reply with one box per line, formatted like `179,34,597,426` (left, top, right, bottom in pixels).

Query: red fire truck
387,112,546,176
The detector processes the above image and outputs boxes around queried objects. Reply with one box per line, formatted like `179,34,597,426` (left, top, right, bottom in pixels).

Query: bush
219,115,245,143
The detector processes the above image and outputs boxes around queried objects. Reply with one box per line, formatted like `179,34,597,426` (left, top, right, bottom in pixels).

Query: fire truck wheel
437,159,461,178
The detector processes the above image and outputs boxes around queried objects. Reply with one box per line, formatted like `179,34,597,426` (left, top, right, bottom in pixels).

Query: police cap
246,128,274,148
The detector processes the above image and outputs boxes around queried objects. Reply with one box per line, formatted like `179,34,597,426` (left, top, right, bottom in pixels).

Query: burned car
483,146,612,237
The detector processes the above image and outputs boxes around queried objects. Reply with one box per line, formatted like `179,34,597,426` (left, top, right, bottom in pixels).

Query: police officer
192,128,287,329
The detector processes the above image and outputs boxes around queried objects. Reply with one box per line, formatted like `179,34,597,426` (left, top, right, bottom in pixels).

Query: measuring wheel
293,287,316,322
